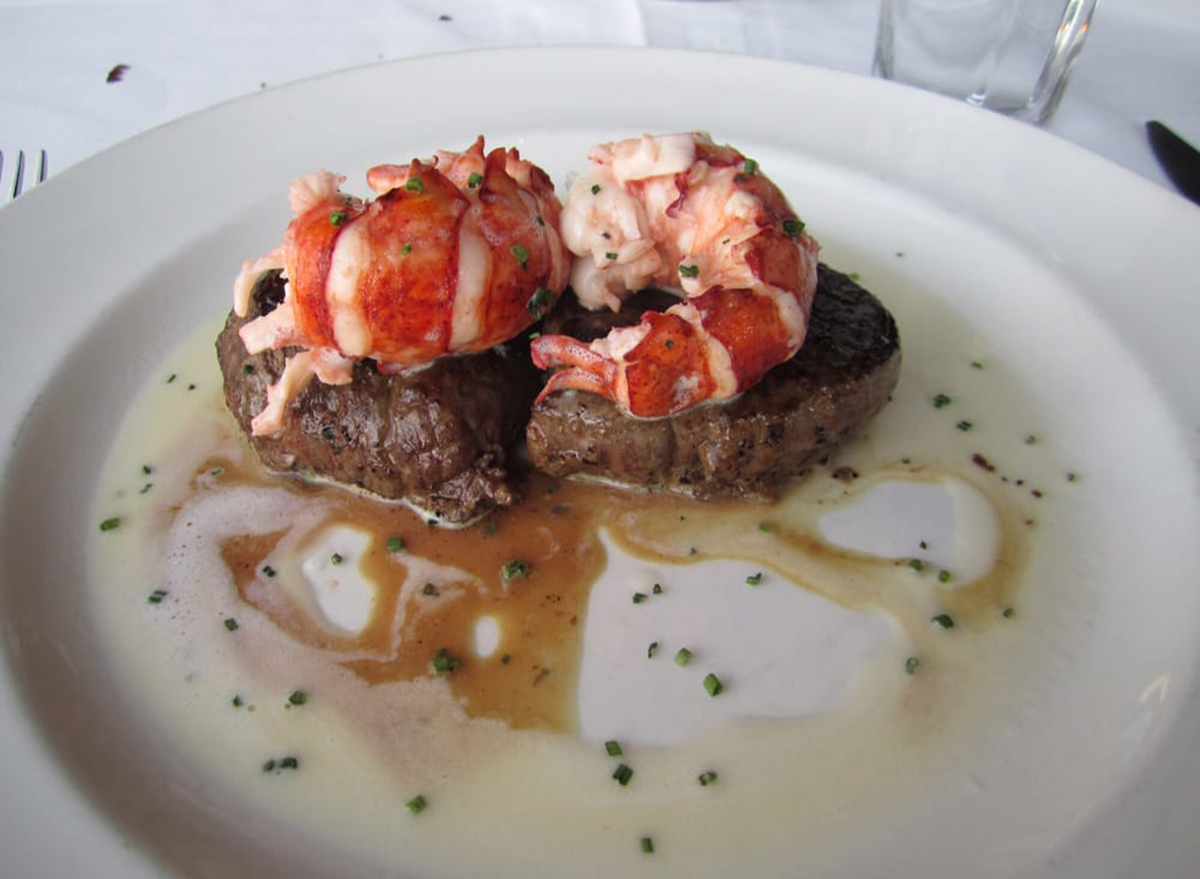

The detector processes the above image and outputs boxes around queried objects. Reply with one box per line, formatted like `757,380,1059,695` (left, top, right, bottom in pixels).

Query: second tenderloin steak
526,265,901,499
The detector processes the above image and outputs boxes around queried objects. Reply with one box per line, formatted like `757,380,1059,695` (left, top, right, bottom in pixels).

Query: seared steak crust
217,270,541,523
525,265,901,499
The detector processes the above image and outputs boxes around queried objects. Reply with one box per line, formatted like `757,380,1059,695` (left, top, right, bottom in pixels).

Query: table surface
0,0,1197,197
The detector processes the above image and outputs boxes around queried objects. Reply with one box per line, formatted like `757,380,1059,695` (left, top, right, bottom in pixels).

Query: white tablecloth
1,0,1198,195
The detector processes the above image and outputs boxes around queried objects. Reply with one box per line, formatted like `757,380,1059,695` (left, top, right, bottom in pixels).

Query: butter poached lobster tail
531,131,819,419
231,136,569,436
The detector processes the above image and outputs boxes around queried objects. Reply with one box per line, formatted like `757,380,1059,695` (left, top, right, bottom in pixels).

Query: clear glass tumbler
873,0,1097,124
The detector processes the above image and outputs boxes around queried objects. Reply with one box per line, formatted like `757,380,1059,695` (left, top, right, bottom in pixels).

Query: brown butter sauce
597,467,1026,634
217,460,607,734
211,456,1025,737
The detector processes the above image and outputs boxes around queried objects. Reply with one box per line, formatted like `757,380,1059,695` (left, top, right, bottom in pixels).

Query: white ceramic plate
2,48,1200,878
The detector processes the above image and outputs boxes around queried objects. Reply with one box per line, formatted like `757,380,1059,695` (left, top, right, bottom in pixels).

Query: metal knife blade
1146,120,1200,206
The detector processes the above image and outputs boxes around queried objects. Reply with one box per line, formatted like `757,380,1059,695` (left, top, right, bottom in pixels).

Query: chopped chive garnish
937,569,952,583
605,740,623,757
536,215,545,226
99,517,120,532
406,794,428,814
430,648,461,675
400,242,412,255
224,617,239,631
166,373,177,383
510,243,530,269
605,251,618,260
405,177,424,193
640,837,654,854
631,592,648,604
1002,606,1015,619
262,564,277,578
758,522,772,533
232,695,243,708
703,673,724,697
652,583,663,595
288,689,308,706
386,536,405,552
908,559,925,572
647,641,659,659
1066,471,1079,482
330,552,343,565
956,420,973,432
141,464,153,475
678,263,700,279
260,755,298,772
664,339,675,349
612,763,633,786
743,158,758,175
139,483,153,494
527,286,554,319
698,770,718,786
422,582,439,597
745,571,763,586
147,589,167,604
242,362,254,375
931,613,955,629
933,393,952,409
467,171,483,189
329,210,347,226
501,559,530,580
782,217,805,237
591,183,601,194
501,653,511,664
674,648,692,666
1025,434,1038,444
905,656,920,675
482,521,497,535
971,361,984,369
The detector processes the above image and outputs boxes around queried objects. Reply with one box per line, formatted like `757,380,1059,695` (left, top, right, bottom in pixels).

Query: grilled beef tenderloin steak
217,270,542,523
526,264,901,499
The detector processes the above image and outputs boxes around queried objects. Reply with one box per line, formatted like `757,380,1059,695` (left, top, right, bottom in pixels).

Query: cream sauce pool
87,309,1070,877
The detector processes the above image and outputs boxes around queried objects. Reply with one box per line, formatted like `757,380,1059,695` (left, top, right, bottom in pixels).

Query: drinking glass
873,0,1097,124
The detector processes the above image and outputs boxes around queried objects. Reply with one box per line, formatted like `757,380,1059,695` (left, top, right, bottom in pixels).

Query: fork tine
3,150,47,201
10,150,25,200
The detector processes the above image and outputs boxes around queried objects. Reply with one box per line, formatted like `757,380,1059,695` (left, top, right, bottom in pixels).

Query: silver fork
0,149,49,201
